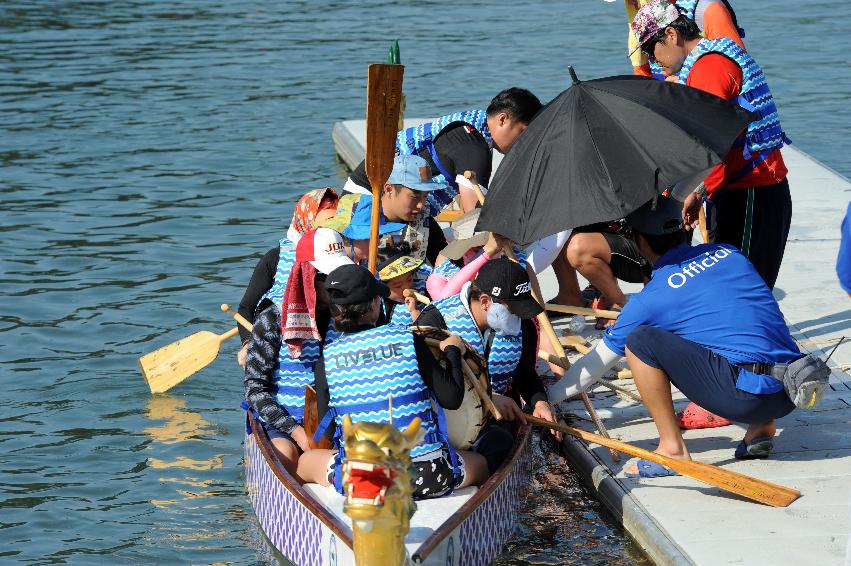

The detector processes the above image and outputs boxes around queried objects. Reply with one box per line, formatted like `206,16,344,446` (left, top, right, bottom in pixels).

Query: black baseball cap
325,264,391,305
627,195,684,236
473,257,543,319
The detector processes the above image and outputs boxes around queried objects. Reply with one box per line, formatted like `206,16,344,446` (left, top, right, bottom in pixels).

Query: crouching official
548,196,829,477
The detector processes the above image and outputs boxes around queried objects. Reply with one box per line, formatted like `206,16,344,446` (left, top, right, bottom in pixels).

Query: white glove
547,340,622,404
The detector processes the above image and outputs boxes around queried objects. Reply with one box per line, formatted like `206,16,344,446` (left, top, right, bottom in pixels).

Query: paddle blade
526,416,802,507
139,329,233,394
659,457,801,508
365,63,404,273
365,63,404,190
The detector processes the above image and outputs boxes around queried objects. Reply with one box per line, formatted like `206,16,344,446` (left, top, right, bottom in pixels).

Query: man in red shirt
632,1,792,290
626,0,745,78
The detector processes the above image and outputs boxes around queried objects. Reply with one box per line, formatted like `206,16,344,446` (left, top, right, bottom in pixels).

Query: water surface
2,1,848,563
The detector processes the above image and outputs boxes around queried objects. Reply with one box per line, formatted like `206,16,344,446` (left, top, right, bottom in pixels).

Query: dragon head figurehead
341,414,424,566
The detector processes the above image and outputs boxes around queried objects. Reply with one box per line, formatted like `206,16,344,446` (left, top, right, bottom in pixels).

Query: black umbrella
476,67,757,245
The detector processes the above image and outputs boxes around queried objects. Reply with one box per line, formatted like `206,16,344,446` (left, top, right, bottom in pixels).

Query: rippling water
2,1,848,563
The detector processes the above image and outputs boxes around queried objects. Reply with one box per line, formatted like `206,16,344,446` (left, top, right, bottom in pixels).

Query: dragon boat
244,410,532,566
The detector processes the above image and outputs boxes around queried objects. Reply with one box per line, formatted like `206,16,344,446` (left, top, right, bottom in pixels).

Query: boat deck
332,119,851,566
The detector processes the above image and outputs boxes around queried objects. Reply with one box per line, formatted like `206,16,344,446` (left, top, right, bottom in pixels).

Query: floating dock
332,119,851,566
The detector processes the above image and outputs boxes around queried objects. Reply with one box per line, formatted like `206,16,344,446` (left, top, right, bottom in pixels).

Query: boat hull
245,413,532,565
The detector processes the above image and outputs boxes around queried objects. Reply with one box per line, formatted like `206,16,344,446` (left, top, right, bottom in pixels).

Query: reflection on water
144,395,216,444
2,0,847,563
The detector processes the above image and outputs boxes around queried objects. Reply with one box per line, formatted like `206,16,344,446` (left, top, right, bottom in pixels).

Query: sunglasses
641,38,661,62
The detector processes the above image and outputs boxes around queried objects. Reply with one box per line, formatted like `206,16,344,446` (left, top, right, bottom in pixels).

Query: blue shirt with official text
603,244,801,394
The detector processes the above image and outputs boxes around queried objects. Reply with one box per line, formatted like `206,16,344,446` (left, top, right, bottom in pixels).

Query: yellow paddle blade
139,327,238,394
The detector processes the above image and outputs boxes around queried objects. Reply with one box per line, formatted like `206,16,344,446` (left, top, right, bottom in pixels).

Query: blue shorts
625,325,795,423
264,423,304,455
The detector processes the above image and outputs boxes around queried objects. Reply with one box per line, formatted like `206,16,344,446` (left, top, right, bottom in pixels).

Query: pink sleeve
425,271,449,300
429,253,492,300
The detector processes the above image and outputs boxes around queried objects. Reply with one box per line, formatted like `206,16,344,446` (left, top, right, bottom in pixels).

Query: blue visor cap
342,195,407,240
387,154,448,193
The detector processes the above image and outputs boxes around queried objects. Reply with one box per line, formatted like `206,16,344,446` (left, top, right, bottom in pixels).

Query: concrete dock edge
560,437,694,566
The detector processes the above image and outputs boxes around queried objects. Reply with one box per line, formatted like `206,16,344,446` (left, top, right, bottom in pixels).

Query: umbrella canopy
476,68,756,245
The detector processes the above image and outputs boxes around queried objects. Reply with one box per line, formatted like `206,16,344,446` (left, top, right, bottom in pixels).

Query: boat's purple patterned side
458,438,533,566
245,433,323,566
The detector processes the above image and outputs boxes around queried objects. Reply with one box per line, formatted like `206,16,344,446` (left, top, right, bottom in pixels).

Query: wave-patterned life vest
487,331,523,395
678,38,790,168
273,337,319,425
396,110,491,211
430,293,485,358
388,302,416,327
429,255,528,393
258,238,297,307
324,326,445,464
272,317,340,424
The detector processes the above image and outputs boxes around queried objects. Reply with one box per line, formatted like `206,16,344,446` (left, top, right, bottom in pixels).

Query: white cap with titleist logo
295,228,354,274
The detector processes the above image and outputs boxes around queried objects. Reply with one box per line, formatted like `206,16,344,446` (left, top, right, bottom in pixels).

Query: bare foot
744,420,776,443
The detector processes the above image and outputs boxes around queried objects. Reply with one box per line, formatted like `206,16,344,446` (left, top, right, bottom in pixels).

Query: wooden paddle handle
523,414,800,508
464,170,620,460
545,303,621,320
403,289,431,304
304,385,333,450
463,170,487,203
536,350,642,403
423,336,502,421
221,304,253,332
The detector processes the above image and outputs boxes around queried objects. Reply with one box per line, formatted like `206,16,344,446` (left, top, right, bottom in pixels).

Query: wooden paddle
304,385,333,450
524,415,801,507
402,288,431,306
545,303,621,320
464,170,621,461
434,209,466,223
220,304,333,448
139,326,239,394
365,63,404,273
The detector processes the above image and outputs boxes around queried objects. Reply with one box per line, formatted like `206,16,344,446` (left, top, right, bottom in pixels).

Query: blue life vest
258,239,297,307
430,256,528,394
323,327,447,480
433,258,461,279
388,302,415,327
272,315,340,424
273,338,319,425
396,110,491,211
487,331,523,395
677,38,790,174
430,293,485,358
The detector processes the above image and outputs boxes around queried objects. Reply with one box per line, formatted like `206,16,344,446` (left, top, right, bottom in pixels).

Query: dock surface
332,119,851,566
